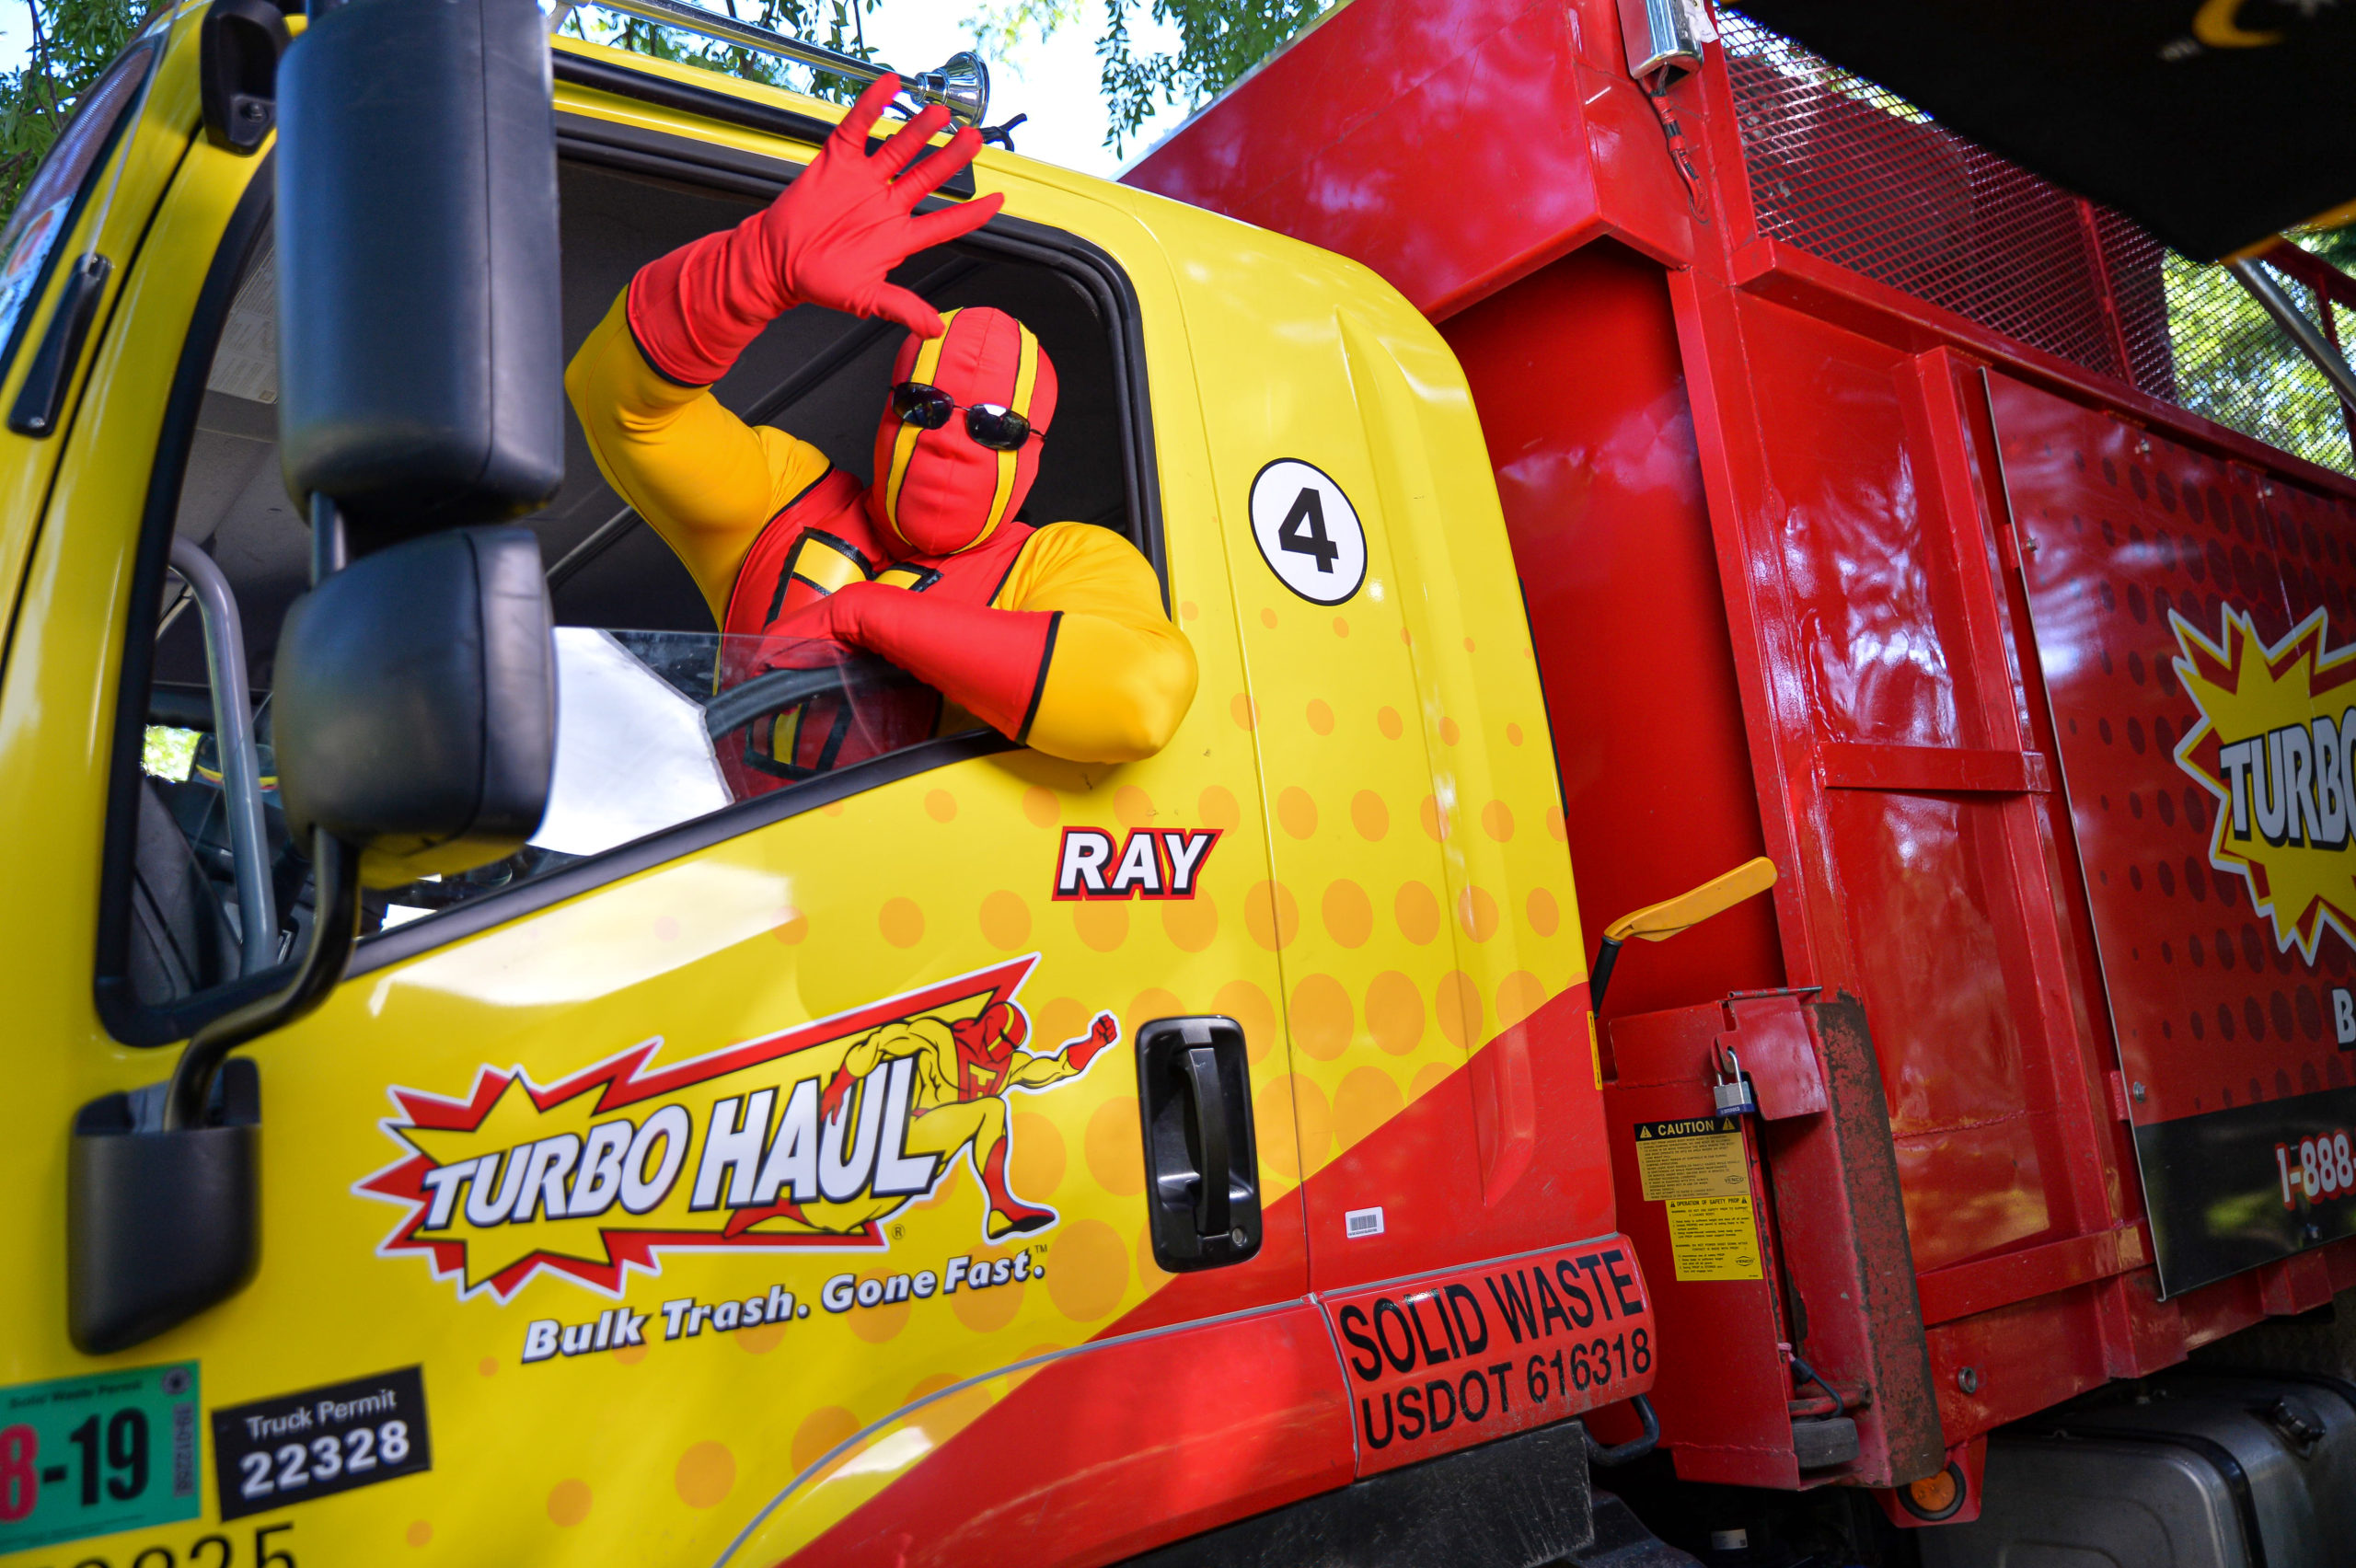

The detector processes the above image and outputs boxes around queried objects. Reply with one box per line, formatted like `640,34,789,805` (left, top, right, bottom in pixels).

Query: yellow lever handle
1603,856,1778,944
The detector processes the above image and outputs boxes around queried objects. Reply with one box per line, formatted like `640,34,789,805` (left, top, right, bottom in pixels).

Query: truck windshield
0,39,155,368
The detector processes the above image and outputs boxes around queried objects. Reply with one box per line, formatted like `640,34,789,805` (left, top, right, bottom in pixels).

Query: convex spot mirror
275,527,556,886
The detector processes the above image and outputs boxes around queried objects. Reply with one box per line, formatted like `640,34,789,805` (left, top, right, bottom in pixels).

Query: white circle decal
1249,459,1367,605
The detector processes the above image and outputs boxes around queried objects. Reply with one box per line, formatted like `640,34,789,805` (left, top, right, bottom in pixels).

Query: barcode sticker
1345,1206,1384,1238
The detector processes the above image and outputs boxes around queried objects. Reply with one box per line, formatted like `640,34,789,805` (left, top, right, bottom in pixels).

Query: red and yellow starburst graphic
2173,605,2356,961
354,957,1041,1302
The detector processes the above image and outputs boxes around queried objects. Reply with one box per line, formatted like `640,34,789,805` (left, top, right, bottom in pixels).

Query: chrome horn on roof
547,0,991,127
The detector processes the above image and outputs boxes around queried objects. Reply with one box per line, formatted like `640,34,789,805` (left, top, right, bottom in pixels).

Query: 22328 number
2275,1129,2356,1208
237,1423,408,1502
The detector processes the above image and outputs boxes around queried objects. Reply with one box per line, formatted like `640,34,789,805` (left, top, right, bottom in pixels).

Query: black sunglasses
890,381,1039,452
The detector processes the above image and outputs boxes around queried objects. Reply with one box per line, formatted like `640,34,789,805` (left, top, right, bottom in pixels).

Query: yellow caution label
1664,1194,1764,1281
1632,1116,1750,1202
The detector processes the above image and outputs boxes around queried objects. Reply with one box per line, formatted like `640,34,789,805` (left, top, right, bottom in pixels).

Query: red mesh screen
1720,8,2352,477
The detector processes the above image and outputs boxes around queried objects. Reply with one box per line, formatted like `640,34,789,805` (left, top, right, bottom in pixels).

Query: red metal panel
1607,995,1940,1489
1734,998,1827,1119
1915,1226,2149,1328
1135,0,2356,1493
1993,370,2356,1293
1122,0,1696,318
1733,299,1970,749
1440,242,1784,1028
1606,1004,1798,1489
1818,741,2052,795
1820,787,2054,1269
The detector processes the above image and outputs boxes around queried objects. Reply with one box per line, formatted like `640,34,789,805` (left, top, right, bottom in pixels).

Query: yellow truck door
3,40,1349,1568
1125,199,1601,1298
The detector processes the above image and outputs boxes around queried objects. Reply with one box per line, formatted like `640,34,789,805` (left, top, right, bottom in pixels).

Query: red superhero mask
867,306,1058,558
950,1001,1028,1094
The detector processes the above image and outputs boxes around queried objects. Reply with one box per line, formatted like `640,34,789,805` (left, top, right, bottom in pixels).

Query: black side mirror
277,526,557,884
70,530,555,1354
275,0,563,546
70,0,570,1358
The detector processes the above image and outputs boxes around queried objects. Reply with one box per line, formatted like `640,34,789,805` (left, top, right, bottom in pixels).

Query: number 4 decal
1250,458,1367,605
1279,488,1341,572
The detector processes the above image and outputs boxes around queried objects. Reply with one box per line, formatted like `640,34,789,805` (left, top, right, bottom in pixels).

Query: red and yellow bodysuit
563,137,1196,778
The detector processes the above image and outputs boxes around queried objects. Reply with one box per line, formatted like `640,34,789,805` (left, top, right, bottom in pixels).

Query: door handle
1181,1045,1231,1239
1137,1016,1260,1272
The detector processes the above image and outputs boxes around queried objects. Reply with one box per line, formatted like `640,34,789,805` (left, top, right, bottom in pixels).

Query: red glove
628,74,1005,385
1066,1012,1119,1072
821,1065,857,1124
779,582,1057,744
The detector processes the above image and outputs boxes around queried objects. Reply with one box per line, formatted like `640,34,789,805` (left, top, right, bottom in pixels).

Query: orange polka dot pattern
675,1442,734,1508
497,559,1579,1559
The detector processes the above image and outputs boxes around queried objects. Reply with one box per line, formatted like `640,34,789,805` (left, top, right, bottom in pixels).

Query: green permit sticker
0,1362,202,1553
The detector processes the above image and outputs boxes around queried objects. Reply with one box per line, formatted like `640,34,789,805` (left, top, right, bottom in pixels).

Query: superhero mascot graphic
826,1002,1118,1240
566,75,1196,782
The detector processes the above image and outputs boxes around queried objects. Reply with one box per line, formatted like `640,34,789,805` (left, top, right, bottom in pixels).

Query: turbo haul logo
2173,605,2356,959
357,955,1116,1300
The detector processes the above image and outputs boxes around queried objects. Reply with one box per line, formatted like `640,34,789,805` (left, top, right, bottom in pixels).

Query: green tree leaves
2167,238,2356,475
1093,0,1327,154
0,0,144,222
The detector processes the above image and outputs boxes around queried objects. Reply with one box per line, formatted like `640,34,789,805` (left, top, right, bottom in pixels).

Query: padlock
1712,1043,1758,1116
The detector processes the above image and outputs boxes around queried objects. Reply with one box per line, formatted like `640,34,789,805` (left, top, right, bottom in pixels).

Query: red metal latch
1719,995,1828,1119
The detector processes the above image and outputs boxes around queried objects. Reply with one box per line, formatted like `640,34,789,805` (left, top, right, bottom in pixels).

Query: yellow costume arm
993,523,1199,763
563,291,834,626
838,1020,947,1080
1005,1053,1079,1090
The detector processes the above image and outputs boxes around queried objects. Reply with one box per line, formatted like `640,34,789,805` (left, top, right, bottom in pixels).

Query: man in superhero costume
825,1002,1116,1239
566,75,1195,777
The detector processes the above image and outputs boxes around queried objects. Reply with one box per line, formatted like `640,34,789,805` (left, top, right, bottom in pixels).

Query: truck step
1561,1493,1703,1568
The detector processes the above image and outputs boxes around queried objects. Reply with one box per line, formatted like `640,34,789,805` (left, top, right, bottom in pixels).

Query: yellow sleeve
563,291,834,626
994,523,1198,763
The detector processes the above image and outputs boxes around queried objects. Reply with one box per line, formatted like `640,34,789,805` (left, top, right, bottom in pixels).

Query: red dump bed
1129,0,2356,1496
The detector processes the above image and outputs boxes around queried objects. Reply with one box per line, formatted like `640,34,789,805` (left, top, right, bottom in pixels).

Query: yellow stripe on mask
884,324,953,544
971,324,1039,549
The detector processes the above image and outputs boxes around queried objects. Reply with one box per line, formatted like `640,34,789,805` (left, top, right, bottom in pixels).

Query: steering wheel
701,654,903,740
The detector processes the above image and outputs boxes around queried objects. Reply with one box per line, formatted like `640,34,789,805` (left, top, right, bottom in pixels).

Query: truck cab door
1,85,1345,1568
1150,204,1647,1470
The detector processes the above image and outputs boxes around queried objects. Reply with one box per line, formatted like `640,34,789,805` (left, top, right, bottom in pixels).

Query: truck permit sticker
1248,458,1367,605
2173,604,2356,960
1633,1119,1764,1283
211,1367,430,1522
0,1363,200,1554
358,955,1115,1300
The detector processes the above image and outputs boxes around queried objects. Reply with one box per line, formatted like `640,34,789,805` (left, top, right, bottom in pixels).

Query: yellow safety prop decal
1633,1117,1763,1282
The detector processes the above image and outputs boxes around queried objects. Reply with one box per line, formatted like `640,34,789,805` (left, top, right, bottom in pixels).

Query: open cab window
99,106,1160,1043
